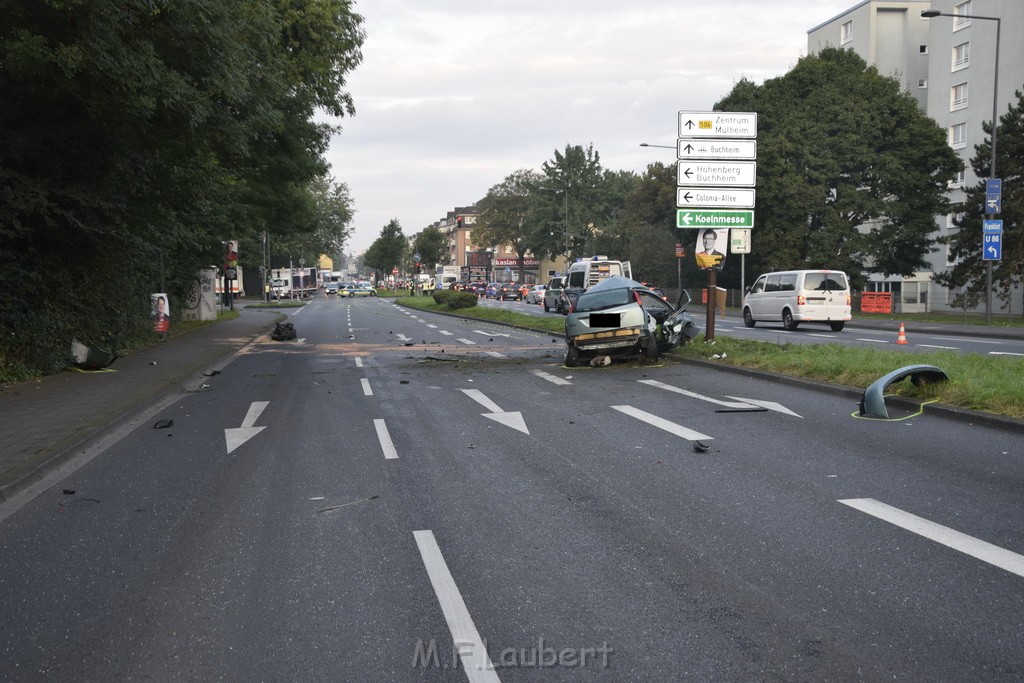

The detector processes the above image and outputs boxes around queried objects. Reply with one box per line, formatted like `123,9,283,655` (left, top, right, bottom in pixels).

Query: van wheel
743,308,756,328
782,310,799,330
564,343,580,367
830,321,845,332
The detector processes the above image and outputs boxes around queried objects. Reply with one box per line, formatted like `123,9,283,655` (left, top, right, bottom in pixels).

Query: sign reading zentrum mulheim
676,111,758,230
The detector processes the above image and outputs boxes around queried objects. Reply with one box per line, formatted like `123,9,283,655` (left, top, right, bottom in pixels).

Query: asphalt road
0,297,1021,681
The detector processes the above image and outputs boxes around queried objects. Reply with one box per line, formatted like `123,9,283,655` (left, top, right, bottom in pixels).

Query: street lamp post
539,186,570,259
922,8,1001,324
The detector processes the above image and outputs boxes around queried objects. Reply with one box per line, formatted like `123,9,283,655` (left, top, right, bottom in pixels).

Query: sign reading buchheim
677,161,756,187
678,111,758,138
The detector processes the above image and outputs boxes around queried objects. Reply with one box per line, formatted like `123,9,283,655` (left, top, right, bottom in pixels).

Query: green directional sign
676,209,754,229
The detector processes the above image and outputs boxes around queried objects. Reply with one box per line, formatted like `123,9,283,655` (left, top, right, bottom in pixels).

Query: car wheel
782,309,799,330
743,308,756,328
644,338,659,361
564,343,580,368
830,321,845,332
543,300,550,312
370,291,377,297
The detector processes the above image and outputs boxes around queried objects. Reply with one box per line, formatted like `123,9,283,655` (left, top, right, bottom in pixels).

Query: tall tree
533,144,606,260
0,0,365,376
475,169,545,282
412,226,449,271
362,219,407,282
715,47,961,285
935,89,1024,310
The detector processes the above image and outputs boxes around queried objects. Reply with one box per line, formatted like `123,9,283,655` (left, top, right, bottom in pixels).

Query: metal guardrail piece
859,364,949,419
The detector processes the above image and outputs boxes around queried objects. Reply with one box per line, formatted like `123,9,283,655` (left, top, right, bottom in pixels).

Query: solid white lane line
361,378,373,396
808,333,836,339
839,498,1024,578
373,419,399,460
639,379,750,409
532,369,572,386
461,388,503,413
611,405,712,441
485,351,506,359
918,344,959,350
355,357,363,368
857,338,890,344
413,530,500,682
457,338,477,345
933,336,1002,345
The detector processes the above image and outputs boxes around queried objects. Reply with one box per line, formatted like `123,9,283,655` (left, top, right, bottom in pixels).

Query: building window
919,44,928,54
918,78,928,88
949,122,967,149
952,169,966,186
952,42,970,70
951,82,968,110
954,1,972,29
841,20,853,44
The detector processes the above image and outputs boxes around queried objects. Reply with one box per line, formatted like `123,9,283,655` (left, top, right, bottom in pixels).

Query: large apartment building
809,0,1023,315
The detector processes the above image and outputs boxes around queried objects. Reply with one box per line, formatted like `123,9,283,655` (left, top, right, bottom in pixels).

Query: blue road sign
983,219,1003,233
983,232,1002,261
986,178,1002,214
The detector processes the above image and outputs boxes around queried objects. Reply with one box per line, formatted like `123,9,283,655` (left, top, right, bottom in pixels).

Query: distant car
485,282,501,298
466,282,487,296
324,282,340,295
563,276,699,367
525,284,547,304
498,282,522,301
342,284,376,297
543,276,564,313
451,281,468,291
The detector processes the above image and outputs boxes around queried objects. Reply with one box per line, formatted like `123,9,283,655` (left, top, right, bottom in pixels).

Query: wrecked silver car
563,275,700,367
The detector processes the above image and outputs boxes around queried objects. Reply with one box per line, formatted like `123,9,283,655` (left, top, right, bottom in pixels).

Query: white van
742,270,851,331
559,256,632,314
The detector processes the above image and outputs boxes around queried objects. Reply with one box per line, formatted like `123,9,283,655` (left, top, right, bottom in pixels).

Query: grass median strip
396,296,1024,420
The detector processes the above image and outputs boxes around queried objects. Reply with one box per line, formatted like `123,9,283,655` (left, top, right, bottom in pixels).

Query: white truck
434,265,461,290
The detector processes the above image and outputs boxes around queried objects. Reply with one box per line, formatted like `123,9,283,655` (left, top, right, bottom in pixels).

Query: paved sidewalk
0,306,282,502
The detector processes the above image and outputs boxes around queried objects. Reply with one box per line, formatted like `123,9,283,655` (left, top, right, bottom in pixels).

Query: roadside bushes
432,289,478,310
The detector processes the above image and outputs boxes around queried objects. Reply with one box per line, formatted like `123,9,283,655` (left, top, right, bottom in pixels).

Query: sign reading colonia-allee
676,209,754,229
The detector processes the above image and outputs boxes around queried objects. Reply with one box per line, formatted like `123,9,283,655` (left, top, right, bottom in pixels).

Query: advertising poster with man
694,228,727,271
152,293,170,333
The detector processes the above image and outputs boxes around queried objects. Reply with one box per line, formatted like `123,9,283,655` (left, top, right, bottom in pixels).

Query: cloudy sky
325,0,858,254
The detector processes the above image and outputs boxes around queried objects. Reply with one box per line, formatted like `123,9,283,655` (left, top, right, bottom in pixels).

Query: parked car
525,284,547,304
543,276,564,313
498,282,523,301
342,284,376,297
563,275,699,367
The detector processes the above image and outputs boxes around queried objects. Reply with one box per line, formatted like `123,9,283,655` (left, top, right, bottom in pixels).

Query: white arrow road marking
461,388,529,434
532,369,572,386
224,401,269,454
474,330,510,337
639,379,751,408
612,405,712,441
396,334,412,342
440,330,454,336
724,397,802,418
414,530,501,682
427,324,438,329
457,338,477,345
361,378,373,396
374,419,399,459
989,351,1024,357
839,498,1024,578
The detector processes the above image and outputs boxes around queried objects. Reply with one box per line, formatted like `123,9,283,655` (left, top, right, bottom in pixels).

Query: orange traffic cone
896,322,908,345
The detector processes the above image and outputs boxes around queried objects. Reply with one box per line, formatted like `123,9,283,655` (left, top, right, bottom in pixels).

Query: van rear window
805,273,848,291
